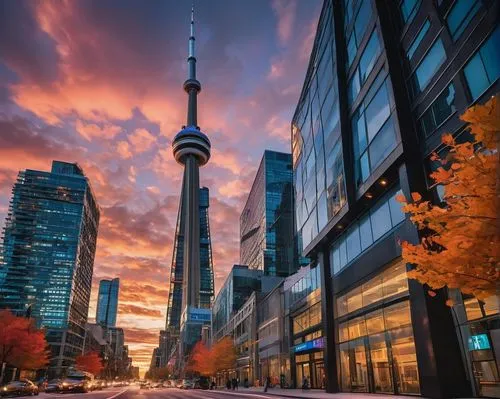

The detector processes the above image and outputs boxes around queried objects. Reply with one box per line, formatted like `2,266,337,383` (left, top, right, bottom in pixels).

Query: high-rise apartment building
96,278,119,327
292,0,498,397
0,161,100,377
240,150,306,277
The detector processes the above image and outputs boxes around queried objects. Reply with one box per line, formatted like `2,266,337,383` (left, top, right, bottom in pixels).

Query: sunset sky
0,0,321,372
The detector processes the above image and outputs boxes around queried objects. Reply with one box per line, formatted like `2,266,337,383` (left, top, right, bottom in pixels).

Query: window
418,83,456,137
336,264,409,318
353,78,397,184
463,26,500,100
447,0,482,41
329,189,406,275
400,0,421,24
370,201,391,241
354,0,372,45
410,38,446,95
360,30,381,82
407,19,430,60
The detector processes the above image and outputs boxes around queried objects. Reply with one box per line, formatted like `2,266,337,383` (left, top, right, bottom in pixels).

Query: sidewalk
240,387,410,398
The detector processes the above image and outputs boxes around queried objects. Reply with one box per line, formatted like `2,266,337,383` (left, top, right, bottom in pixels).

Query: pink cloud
128,128,156,153
272,0,298,45
116,141,132,159
75,119,122,141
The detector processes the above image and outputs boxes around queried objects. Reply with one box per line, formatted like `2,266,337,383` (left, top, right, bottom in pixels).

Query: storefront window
337,261,408,317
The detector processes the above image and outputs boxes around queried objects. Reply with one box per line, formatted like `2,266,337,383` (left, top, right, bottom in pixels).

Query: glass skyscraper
240,150,306,277
291,0,499,397
0,161,100,377
96,278,119,327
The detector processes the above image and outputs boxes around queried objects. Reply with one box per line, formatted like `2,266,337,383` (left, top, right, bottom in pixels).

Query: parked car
0,380,39,397
180,379,194,389
139,382,150,390
44,380,63,393
175,379,183,388
193,377,210,390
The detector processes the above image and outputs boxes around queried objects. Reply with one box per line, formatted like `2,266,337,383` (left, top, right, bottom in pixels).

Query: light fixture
365,192,373,199
379,178,388,186
337,224,343,229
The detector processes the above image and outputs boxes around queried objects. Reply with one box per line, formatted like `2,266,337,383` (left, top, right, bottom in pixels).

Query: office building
240,150,305,277
96,278,119,327
291,0,499,397
0,161,100,378
212,265,263,334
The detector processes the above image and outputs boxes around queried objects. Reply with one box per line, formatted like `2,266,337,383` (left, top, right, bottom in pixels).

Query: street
38,386,291,399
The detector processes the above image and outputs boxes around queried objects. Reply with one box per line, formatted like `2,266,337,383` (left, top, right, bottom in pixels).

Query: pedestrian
231,377,236,390
244,378,248,388
263,376,268,392
236,378,239,390
302,375,309,390
226,379,231,390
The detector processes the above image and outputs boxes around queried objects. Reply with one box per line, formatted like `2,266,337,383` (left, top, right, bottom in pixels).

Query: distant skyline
0,0,321,371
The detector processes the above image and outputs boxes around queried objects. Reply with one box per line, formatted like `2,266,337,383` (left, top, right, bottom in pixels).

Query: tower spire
184,2,201,127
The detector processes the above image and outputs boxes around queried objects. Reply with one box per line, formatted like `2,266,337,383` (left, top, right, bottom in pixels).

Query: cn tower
169,5,213,365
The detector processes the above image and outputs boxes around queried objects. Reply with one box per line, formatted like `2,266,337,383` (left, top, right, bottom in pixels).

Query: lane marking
106,388,129,399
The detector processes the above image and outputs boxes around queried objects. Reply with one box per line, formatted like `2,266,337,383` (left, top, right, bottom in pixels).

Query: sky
0,0,321,372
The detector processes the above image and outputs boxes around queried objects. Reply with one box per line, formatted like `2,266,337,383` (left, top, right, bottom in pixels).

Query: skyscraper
96,278,119,327
163,6,214,365
240,150,306,277
291,0,498,397
0,161,100,377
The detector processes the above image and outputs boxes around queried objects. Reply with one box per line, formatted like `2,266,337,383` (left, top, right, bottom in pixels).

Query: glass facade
240,150,300,276
452,292,500,397
447,0,482,41
336,263,420,395
292,2,346,252
463,26,500,101
96,278,119,327
212,265,262,335
329,187,405,275
165,187,214,333
0,161,100,377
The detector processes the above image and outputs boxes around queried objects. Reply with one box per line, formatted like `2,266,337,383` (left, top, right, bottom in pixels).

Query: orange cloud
75,119,122,141
128,128,156,153
119,304,163,318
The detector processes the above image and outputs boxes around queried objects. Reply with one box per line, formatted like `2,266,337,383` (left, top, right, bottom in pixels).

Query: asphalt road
38,385,289,399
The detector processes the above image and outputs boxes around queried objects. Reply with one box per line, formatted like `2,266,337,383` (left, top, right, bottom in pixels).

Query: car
175,379,183,389
180,379,194,389
139,382,150,390
44,380,63,393
1,380,39,397
193,376,210,390
60,377,91,393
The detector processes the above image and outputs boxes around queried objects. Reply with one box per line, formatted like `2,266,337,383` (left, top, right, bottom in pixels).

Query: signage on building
294,336,325,353
468,334,490,351
188,308,212,322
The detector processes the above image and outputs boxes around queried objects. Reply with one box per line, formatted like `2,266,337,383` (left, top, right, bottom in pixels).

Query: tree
185,337,237,377
0,310,50,384
212,337,236,374
75,351,103,376
398,95,499,300
186,341,213,376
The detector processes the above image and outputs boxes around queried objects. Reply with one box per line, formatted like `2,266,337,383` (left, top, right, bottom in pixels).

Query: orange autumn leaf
399,95,500,300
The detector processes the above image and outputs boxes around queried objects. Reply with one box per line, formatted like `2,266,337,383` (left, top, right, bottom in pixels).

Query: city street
39,386,291,399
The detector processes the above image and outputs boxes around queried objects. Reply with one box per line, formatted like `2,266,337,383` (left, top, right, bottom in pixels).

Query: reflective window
418,84,456,137
370,201,392,241
359,30,381,82
353,78,398,185
354,0,372,44
336,262,409,317
447,0,482,41
400,0,421,24
407,19,430,61
463,26,500,100
410,38,446,95
330,189,406,275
